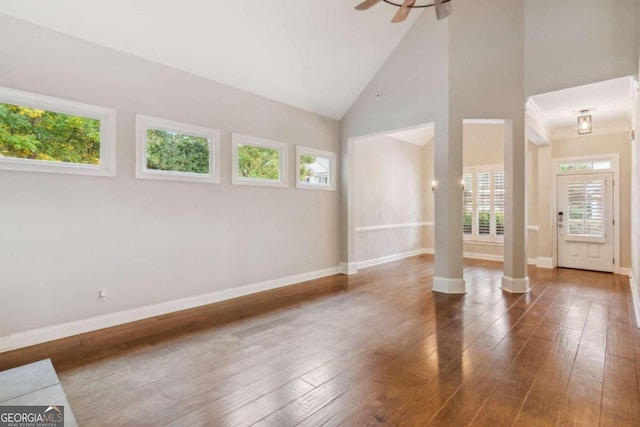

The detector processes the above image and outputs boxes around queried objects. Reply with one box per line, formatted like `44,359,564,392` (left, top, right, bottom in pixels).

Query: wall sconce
460,178,465,191
577,111,592,135
431,180,437,193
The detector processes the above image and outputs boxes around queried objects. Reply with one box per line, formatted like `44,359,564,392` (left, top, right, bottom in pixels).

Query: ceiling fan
355,0,452,23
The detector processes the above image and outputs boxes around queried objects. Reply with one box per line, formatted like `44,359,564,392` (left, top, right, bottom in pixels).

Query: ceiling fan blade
391,0,416,23
355,0,383,11
434,0,453,20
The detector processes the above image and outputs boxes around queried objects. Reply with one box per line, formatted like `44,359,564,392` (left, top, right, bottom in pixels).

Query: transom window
0,86,116,176
559,159,611,172
463,165,505,242
232,134,288,187
296,146,336,191
136,115,220,183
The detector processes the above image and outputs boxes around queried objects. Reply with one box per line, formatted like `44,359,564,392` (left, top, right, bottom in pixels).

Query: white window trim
296,146,336,191
136,115,220,184
0,86,116,176
232,133,288,188
463,164,505,244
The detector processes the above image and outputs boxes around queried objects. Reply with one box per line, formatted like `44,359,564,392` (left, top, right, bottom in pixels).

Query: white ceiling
529,76,636,133
0,0,425,120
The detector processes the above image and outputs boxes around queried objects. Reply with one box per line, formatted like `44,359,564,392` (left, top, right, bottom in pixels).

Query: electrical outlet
97,288,107,301
306,256,312,264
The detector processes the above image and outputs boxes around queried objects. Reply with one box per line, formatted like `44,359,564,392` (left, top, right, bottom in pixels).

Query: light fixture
577,110,592,135
431,180,437,193
355,0,453,24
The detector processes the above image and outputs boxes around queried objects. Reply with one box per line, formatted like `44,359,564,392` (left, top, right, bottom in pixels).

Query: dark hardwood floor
1,255,639,426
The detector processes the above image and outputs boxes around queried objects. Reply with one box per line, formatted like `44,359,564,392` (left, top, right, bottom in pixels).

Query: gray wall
0,15,340,338
525,0,639,97
341,10,449,265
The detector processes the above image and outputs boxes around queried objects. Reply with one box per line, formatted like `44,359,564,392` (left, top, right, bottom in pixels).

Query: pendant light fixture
577,110,592,135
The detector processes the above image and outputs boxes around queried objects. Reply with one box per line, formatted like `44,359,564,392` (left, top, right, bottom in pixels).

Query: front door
557,173,613,272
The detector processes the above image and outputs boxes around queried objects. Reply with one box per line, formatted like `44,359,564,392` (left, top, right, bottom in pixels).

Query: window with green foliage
136,115,220,183
232,134,287,187
146,129,209,174
296,146,336,190
0,86,116,176
237,145,280,180
463,165,505,242
0,103,100,164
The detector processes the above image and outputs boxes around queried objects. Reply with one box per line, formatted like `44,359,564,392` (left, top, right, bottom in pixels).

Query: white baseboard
620,268,632,277
630,274,640,328
357,249,427,270
433,276,466,294
0,266,341,353
536,257,554,269
463,252,503,262
527,258,538,266
340,262,358,275
502,275,531,294
423,248,435,255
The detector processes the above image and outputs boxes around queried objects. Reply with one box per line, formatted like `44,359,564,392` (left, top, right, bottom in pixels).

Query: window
136,115,220,183
463,174,473,235
0,86,116,176
567,179,606,242
559,159,612,173
462,165,505,242
232,134,288,187
296,146,336,191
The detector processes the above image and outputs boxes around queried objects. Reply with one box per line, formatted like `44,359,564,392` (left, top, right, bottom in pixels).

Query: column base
501,275,530,294
340,262,358,275
433,276,466,294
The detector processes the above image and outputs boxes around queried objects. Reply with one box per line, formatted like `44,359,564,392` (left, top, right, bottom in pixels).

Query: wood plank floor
1,255,639,426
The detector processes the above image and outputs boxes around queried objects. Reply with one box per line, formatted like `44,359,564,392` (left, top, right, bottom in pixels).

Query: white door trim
552,153,620,274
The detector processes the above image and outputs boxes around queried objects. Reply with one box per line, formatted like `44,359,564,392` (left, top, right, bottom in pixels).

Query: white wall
0,16,340,343
525,0,639,97
355,136,428,264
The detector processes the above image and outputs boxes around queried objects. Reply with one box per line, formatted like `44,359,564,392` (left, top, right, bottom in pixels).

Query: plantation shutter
476,172,491,235
567,179,605,241
494,171,505,236
463,173,474,235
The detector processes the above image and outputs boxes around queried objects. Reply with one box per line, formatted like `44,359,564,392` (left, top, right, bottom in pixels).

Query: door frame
551,153,620,274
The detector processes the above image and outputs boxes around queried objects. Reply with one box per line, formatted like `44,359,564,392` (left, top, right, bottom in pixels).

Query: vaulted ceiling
0,0,427,120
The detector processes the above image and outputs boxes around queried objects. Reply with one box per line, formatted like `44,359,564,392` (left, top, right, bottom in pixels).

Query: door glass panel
567,179,605,238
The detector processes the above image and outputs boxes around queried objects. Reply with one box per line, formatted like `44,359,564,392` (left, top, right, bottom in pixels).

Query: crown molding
525,98,552,146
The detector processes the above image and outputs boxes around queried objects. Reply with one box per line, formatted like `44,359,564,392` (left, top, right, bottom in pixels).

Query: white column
502,121,530,293
433,119,465,294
